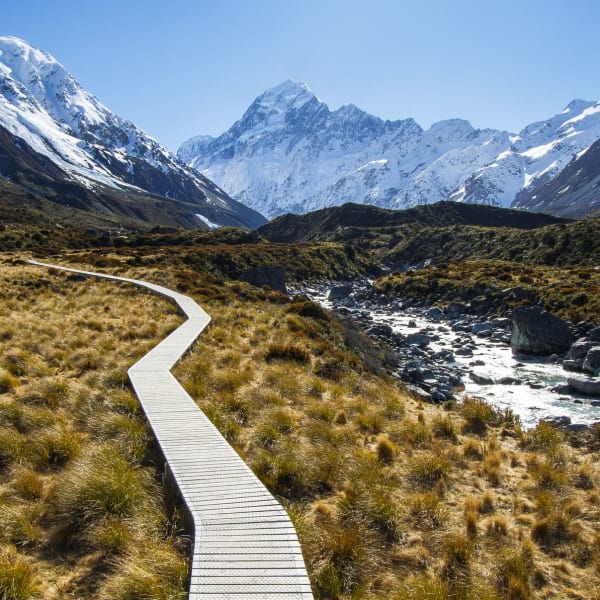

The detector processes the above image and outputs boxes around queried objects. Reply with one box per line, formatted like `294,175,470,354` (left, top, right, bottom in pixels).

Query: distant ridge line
28,259,314,599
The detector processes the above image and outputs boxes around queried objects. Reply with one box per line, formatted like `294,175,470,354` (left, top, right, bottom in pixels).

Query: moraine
300,281,600,430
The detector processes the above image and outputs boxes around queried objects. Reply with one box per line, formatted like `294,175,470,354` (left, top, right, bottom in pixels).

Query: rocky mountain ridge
0,36,265,229
179,80,600,219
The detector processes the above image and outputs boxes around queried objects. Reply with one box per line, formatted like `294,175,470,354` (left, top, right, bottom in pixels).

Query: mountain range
0,36,265,229
179,80,600,219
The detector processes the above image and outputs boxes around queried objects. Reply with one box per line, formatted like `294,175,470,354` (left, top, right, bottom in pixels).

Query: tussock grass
9,251,596,598
170,274,600,599
0,546,40,600
0,262,186,598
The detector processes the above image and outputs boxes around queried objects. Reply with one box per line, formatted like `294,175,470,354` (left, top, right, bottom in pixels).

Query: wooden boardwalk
29,260,314,600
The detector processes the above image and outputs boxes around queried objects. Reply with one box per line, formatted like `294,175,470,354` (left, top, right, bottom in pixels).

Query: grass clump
460,397,499,435
53,445,158,529
265,342,311,364
0,546,40,599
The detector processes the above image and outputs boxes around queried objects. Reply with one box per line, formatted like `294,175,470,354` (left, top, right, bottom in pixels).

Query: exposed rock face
510,306,574,355
238,266,287,294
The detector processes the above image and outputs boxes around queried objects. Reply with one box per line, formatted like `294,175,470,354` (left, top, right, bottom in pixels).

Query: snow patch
196,214,220,229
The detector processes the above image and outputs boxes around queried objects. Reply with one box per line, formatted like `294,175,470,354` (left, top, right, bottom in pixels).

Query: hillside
258,201,569,244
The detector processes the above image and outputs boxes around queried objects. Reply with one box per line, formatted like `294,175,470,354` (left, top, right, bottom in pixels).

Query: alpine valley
179,80,600,219
0,36,265,230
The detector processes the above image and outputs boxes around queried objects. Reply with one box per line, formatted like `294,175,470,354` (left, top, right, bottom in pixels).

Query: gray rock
367,324,393,338
566,423,590,433
541,415,572,428
589,326,600,342
511,306,574,355
498,376,521,385
470,372,495,385
583,347,600,375
407,319,417,328
551,383,572,394
446,302,467,319
568,339,595,360
563,359,584,372
406,384,433,403
406,333,430,347
455,347,473,357
568,376,600,397
328,284,353,300
239,265,287,294
491,317,511,329
472,322,492,335
426,307,444,321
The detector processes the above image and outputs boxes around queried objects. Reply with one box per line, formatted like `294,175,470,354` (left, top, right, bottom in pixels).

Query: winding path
28,260,314,599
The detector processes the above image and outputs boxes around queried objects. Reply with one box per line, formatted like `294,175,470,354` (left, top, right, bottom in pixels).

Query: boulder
472,322,492,335
589,326,600,342
367,324,394,338
406,333,430,347
568,376,600,397
498,376,521,385
470,372,495,385
568,339,595,360
447,302,467,319
407,319,418,328
239,265,287,294
563,359,584,372
541,416,572,428
510,306,574,355
426,307,444,321
583,347,600,375
328,284,353,300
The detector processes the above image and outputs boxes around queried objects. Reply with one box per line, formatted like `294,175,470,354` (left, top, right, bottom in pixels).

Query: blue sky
3,0,600,151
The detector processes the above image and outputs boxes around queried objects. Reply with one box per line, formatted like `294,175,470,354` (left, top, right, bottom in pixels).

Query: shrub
496,541,535,599
531,510,580,550
36,426,81,469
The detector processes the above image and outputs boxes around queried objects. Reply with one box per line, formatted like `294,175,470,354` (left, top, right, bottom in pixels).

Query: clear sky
3,0,600,151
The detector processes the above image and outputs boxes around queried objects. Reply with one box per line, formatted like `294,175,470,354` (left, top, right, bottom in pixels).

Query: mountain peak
255,79,317,110
0,36,59,71
564,98,596,114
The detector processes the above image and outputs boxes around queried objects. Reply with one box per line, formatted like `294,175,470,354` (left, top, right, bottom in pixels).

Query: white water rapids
304,287,600,430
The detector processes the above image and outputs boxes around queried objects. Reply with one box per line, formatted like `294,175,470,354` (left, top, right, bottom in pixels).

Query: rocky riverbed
299,280,600,430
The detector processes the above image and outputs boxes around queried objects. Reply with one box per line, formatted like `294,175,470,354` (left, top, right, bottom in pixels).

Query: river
302,284,600,430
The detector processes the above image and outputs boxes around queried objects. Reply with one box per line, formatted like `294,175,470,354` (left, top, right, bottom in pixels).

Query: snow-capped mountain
0,36,265,229
179,80,600,218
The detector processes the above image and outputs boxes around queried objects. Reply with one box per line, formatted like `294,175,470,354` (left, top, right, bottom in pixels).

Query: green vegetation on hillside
376,260,600,325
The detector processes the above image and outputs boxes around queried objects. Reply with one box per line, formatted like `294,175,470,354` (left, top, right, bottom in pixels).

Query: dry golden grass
5,250,599,599
0,258,186,599
169,276,600,600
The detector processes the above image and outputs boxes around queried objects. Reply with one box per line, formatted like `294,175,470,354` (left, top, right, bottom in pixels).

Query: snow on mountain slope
0,36,265,229
451,99,600,209
179,81,600,218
